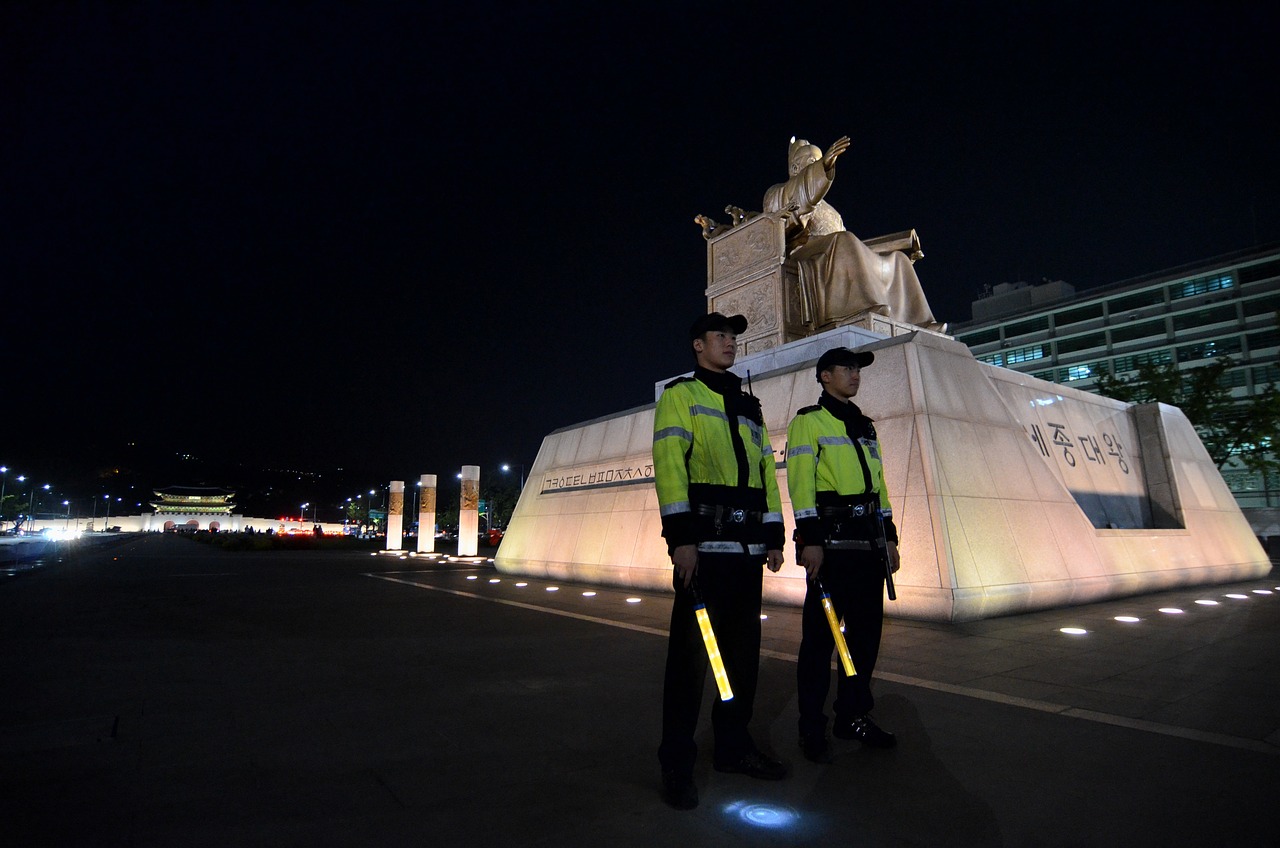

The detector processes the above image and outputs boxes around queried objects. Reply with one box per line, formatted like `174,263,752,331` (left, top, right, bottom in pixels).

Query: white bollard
458,465,479,556
417,474,437,553
386,481,404,551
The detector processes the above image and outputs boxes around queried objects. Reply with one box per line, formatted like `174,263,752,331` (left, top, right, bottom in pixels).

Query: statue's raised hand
823,136,851,170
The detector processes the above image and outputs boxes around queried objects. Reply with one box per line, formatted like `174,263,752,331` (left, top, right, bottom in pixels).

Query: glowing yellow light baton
817,578,856,677
691,580,734,702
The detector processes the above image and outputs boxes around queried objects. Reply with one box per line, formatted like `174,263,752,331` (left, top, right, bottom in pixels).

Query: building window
977,352,1004,366
958,327,1001,346
1170,272,1234,300
1252,363,1280,385
1110,289,1165,313
1066,364,1095,381
1238,261,1280,285
1219,368,1248,389
1111,349,1173,374
1247,328,1280,351
1177,337,1242,363
1005,344,1048,364
1006,316,1049,337
1057,332,1106,355
1243,294,1280,318
1110,319,1167,345
1055,303,1104,326
1171,303,1238,332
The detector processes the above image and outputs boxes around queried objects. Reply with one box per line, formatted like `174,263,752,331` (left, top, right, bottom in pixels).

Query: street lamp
16,475,26,533
27,482,48,535
0,466,7,532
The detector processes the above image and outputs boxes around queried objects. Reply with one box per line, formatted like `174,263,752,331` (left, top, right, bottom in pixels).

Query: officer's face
822,364,861,400
694,330,737,372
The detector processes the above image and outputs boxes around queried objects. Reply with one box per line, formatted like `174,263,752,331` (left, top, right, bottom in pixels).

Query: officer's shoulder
664,375,695,390
794,404,821,416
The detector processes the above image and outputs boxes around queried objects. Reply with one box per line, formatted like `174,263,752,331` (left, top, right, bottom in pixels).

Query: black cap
689,312,748,341
815,346,874,381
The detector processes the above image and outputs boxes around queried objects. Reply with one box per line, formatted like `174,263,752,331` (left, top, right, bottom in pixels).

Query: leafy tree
1094,356,1280,475
344,499,375,532
0,493,18,528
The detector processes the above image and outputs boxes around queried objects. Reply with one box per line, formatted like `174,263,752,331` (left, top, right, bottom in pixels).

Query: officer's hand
887,543,901,574
766,549,784,573
672,545,698,587
800,544,824,581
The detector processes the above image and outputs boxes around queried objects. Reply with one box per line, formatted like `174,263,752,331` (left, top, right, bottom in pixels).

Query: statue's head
788,137,822,176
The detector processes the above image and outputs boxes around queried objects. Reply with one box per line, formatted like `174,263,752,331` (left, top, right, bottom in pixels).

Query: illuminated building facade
953,243,1280,508
150,486,236,527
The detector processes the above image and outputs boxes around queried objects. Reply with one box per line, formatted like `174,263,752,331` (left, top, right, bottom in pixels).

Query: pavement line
368,572,1279,757
365,573,668,638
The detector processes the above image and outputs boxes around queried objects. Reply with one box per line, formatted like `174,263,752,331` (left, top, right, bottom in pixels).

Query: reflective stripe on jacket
786,402,893,541
653,375,783,549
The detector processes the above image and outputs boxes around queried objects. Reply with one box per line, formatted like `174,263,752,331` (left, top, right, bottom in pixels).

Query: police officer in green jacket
787,346,901,763
654,312,787,810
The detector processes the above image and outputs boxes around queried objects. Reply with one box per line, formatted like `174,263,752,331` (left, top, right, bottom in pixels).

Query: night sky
4,1,1278,505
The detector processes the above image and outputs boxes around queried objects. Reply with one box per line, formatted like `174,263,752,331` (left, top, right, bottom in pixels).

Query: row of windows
957,269,1257,345
988,331,1278,380
1171,272,1234,300
973,309,1278,364
1028,357,1257,390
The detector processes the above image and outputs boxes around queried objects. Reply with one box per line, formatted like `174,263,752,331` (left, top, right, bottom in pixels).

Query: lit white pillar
417,474,437,553
458,465,479,556
386,480,405,551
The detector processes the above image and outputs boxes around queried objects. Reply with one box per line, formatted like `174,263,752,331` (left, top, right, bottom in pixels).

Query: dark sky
4,1,1278,495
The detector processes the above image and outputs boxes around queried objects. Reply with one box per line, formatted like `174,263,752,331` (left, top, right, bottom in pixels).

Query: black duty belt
820,502,878,519
694,504,762,525
826,538,886,551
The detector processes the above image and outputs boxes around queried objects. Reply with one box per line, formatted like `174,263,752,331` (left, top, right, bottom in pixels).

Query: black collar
819,390,864,422
695,366,741,396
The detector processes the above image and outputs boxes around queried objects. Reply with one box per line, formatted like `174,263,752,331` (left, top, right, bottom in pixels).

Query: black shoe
661,769,698,810
713,748,787,780
833,714,896,748
799,733,833,764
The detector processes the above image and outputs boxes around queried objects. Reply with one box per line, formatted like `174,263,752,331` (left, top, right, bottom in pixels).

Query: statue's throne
704,215,926,355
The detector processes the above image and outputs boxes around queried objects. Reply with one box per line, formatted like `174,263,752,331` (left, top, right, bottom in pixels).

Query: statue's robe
764,160,939,331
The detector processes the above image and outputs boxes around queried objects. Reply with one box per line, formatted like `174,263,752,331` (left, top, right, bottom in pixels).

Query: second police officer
786,346,901,763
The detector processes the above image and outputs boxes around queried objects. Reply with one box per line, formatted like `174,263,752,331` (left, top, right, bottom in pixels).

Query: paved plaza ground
2,533,1277,846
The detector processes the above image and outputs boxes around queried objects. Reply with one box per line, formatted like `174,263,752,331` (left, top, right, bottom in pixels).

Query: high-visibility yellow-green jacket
653,366,784,551
786,393,897,547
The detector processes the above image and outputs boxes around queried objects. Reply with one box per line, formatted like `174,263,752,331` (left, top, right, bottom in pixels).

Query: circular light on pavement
1114,616,1140,623
1060,627,1088,635
1158,607,1184,614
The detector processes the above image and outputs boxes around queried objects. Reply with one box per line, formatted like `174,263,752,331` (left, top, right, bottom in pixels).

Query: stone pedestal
496,326,1269,621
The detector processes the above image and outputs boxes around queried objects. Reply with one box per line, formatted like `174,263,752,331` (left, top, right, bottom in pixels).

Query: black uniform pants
658,551,764,775
797,548,886,738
